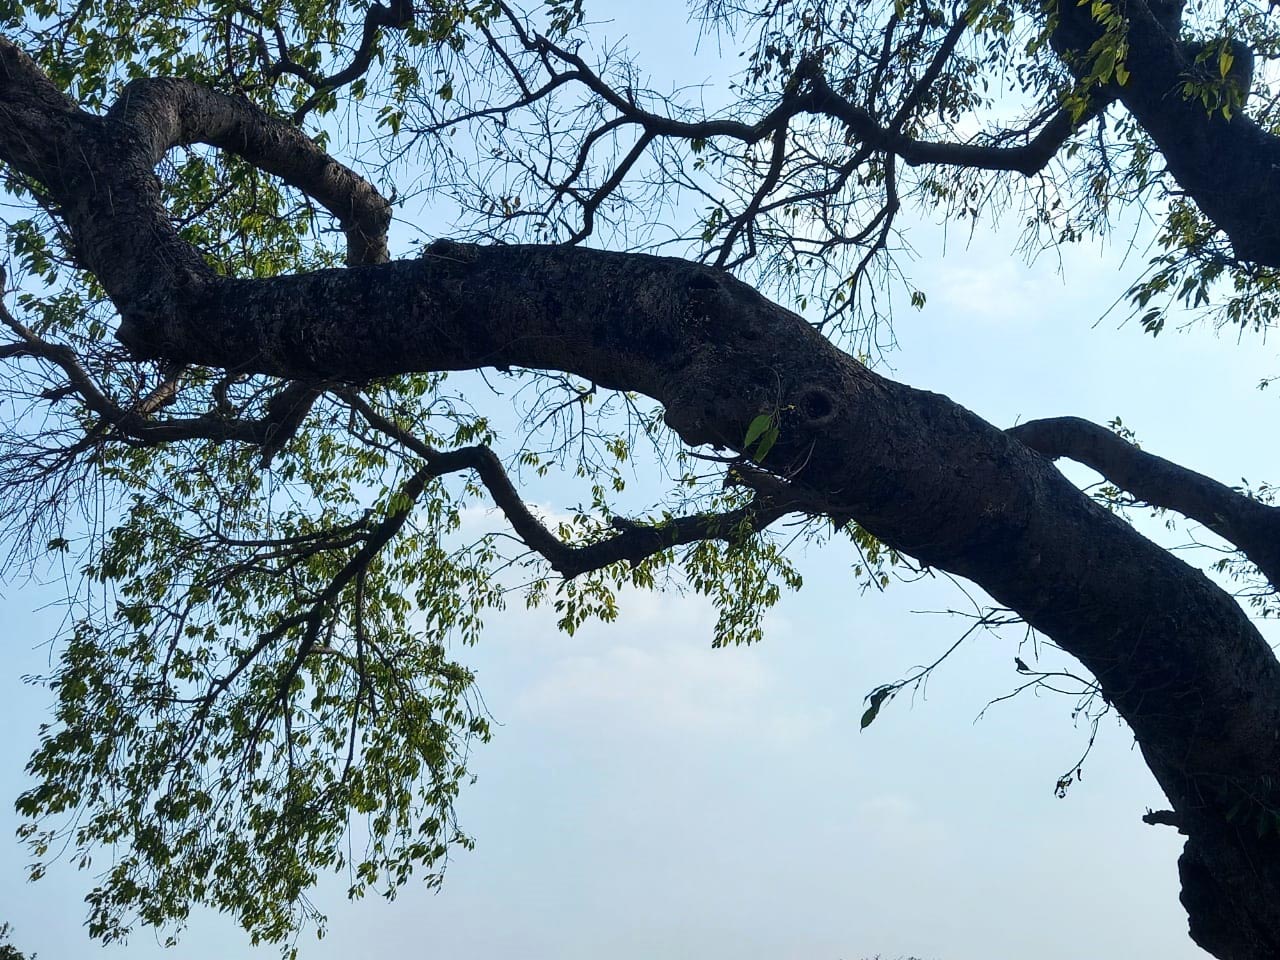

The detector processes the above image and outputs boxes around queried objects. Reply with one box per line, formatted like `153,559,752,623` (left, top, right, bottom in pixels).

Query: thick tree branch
0,38,389,272
1144,808,1187,832
109,77,391,265
257,381,328,464
1009,416,1280,590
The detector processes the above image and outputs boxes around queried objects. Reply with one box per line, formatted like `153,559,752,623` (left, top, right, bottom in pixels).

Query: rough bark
4,32,1280,960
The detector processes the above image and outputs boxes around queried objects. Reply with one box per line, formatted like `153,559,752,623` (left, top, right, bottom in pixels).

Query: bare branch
343,390,801,578
282,0,417,122
0,298,332,457
515,25,1086,177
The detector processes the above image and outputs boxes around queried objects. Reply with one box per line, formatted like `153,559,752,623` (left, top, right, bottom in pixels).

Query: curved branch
343,391,800,578
1009,416,1280,589
466,443,794,577
282,0,416,121
109,77,391,265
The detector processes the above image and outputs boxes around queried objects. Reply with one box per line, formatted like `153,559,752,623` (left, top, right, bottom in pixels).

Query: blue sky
2,3,1279,959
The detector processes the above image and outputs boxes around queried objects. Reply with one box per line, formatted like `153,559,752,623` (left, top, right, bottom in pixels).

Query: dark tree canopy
1,0,1279,956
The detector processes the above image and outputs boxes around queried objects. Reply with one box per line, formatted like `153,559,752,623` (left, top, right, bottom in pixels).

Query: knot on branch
793,384,838,427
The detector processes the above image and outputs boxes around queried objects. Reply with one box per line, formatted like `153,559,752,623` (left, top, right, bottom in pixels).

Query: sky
2,3,1279,960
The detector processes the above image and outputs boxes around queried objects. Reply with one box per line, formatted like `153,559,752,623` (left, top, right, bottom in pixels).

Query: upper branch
271,0,416,121
521,26,1085,177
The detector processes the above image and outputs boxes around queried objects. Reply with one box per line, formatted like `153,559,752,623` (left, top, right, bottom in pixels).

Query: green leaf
1094,47,1116,83
860,685,894,730
755,425,780,461
743,412,774,449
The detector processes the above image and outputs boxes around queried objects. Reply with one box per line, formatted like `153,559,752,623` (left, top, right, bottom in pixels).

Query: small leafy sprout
860,683,896,730
743,412,780,462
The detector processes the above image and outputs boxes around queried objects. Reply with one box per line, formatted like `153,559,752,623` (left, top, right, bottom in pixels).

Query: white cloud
932,255,1056,325
501,589,826,747
852,791,951,855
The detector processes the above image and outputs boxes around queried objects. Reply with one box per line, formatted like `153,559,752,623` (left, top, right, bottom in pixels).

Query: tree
0,0,1278,955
